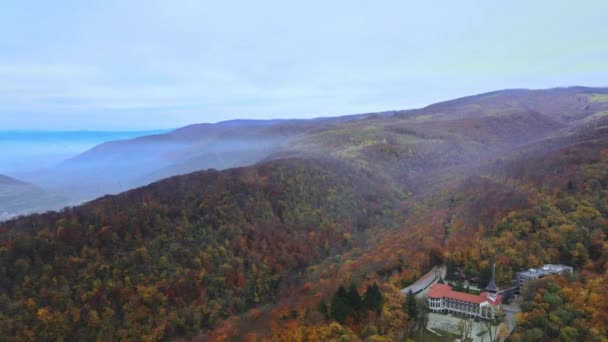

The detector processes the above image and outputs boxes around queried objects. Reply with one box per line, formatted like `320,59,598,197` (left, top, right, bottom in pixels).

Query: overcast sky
1,0,607,130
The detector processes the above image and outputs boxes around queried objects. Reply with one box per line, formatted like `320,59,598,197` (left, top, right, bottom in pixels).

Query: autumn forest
2,88,608,341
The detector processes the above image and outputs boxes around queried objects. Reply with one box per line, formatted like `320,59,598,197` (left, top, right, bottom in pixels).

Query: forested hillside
29,116,384,204
2,88,608,340
0,158,403,340
456,125,608,340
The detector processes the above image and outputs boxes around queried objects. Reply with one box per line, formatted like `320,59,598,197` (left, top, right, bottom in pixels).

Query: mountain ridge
0,174,27,186
11,86,608,217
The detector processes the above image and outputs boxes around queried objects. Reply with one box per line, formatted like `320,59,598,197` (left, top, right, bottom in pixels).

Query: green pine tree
346,284,362,312
405,289,417,320
362,283,383,316
330,285,351,323
318,299,329,320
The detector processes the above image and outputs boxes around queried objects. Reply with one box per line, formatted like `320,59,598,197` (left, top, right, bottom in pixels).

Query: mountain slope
204,113,608,340
4,87,608,340
437,123,608,340
33,116,380,203
397,86,608,123
0,158,402,340
20,87,608,214
0,174,27,186
0,175,67,221
283,108,565,196
255,102,608,340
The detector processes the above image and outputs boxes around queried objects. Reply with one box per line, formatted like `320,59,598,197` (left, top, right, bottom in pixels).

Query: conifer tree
362,283,383,316
346,284,362,312
318,300,329,320
330,285,350,323
405,289,417,320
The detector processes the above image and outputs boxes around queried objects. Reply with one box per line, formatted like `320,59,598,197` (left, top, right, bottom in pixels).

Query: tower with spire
485,263,498,302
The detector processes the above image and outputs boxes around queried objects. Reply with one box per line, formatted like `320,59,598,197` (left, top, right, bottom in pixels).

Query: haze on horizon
1,0,607,130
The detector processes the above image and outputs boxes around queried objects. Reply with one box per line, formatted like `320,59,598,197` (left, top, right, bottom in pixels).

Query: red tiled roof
427,283,502,305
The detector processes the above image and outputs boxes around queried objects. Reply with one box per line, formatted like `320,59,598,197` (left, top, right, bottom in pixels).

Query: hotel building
427,275,502,319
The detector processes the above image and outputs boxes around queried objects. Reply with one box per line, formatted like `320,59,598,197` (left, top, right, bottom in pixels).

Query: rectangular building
427,283,502,320
516,264,573,290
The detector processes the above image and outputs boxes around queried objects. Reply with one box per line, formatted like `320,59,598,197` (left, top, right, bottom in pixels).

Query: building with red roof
427,279,502,319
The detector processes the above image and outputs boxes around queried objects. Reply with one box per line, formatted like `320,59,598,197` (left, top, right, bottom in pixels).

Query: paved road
400,265,446,296
501,303,522,334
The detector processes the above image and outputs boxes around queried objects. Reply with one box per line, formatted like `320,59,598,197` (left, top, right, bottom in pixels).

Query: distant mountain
396,86,608,123
30,115,386,203
18,87,608,213
0,174,27,186
0,174,67,221
0,129,170,174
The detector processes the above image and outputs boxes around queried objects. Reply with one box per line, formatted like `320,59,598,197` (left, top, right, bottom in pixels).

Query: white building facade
427,283,502,320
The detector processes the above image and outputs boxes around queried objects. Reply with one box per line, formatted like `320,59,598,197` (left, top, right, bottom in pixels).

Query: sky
1,0,607,130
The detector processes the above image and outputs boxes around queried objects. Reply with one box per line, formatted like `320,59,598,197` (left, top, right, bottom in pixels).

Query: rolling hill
396,86,608,123
29,115,389,203
0,158,403,340
59,88,608,196
18,87,608,213
0,174,27,186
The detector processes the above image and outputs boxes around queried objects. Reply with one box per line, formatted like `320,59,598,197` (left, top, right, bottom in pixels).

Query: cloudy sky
1,0,607,130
